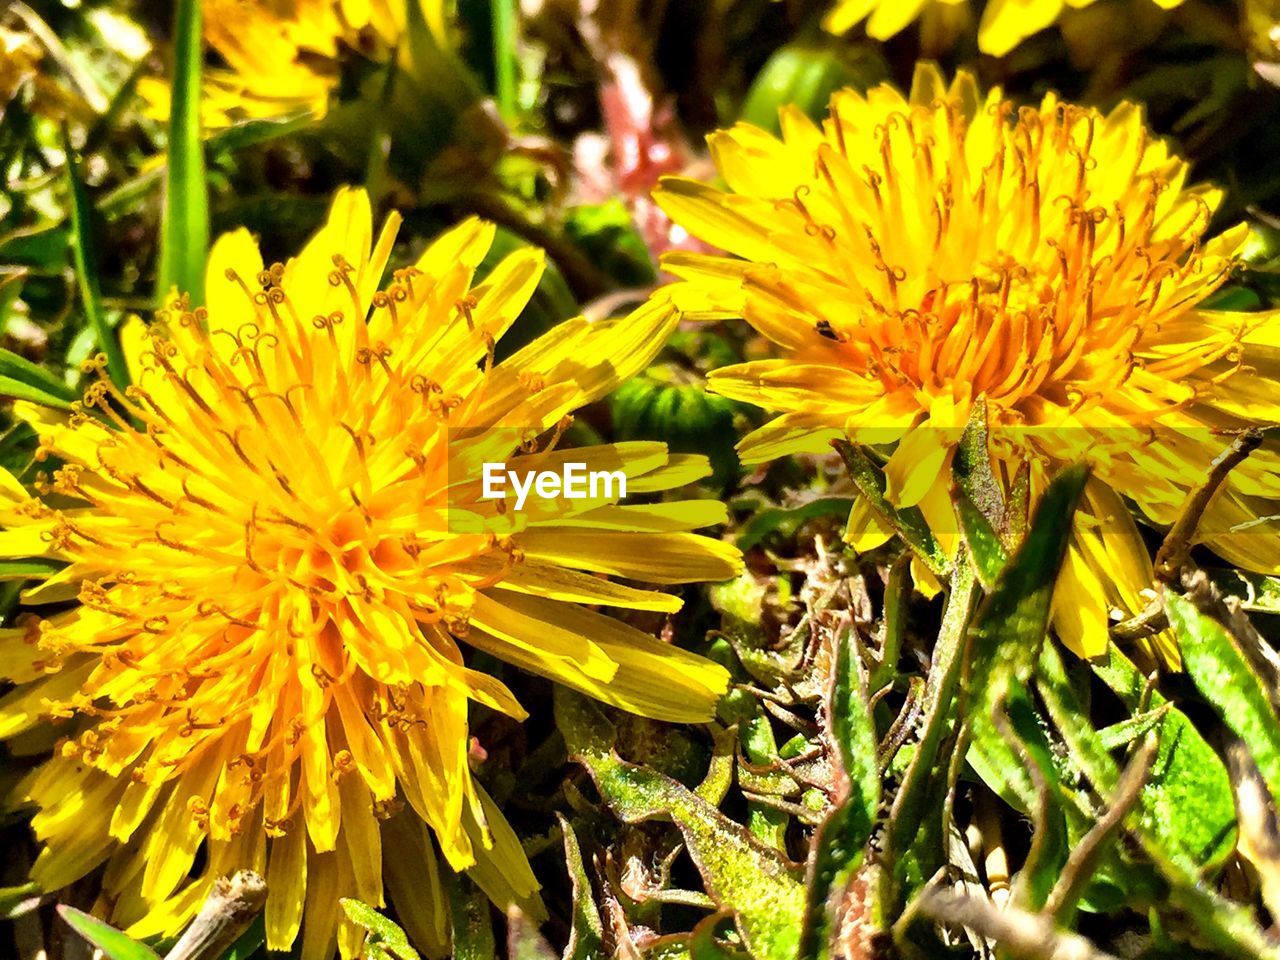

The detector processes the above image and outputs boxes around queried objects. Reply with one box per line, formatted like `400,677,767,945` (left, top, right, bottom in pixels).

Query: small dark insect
816,320,844,341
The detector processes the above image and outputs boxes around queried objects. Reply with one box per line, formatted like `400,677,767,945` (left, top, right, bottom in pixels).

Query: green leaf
0,347,75,403
688,913,751,960
798,630,881,958
964,463,1088,812
0,375,73,410
952,398,1007,535
1004,683,1069,911
1166,591,1280,797
446,872,497,960
951,400,1008,587
557,689,805,960
869,556,910,692
0,223,70,272
0,558,66,581
558,816,604,960
0,270,26,329
0,882,41,920
217,914,265,960
1037,642,1235,879
1096,707,1169,751
886,558,978,864
739,710,790,849
63,126,128,390
341,899,422,960
58,906,161,960
1086,645,1237,868
968,462,1087,688
828,637,880,814
952,487,1006,590
1079,655,1279,960
833,440,948,575
156,0,209,306
736,498,855,552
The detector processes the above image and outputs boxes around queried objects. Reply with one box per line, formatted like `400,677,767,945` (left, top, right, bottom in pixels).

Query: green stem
157,0,209,307
492,0,519,123
63,125,129,389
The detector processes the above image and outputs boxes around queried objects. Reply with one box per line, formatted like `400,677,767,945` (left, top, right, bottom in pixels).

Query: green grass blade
0,348,75,404
156,0,208,307
491,0,519,122
62,125,129,390
57,906,160,960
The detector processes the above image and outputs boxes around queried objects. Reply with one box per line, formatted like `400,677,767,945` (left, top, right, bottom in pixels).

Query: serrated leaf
798,631,880,958
1037,642,1236,882
58,906,161,960
886,558,978,864
558,816,603,960
740,710,790,849
952,486,1006,589
1071,645,1278,960
341,899,422,960
869,556,910,692
1096,707,1169,751
1086,645,1237,868
1004,683,1069,910
1165,591,1280,798
557,689,805,960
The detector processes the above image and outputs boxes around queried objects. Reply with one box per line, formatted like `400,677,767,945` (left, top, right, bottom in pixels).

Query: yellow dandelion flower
0,188,740,959
653,63,1280,664
823,0,1184,57
140,0,407,127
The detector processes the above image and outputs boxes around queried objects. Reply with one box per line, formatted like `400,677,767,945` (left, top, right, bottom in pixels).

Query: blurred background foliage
7,1,1280,959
